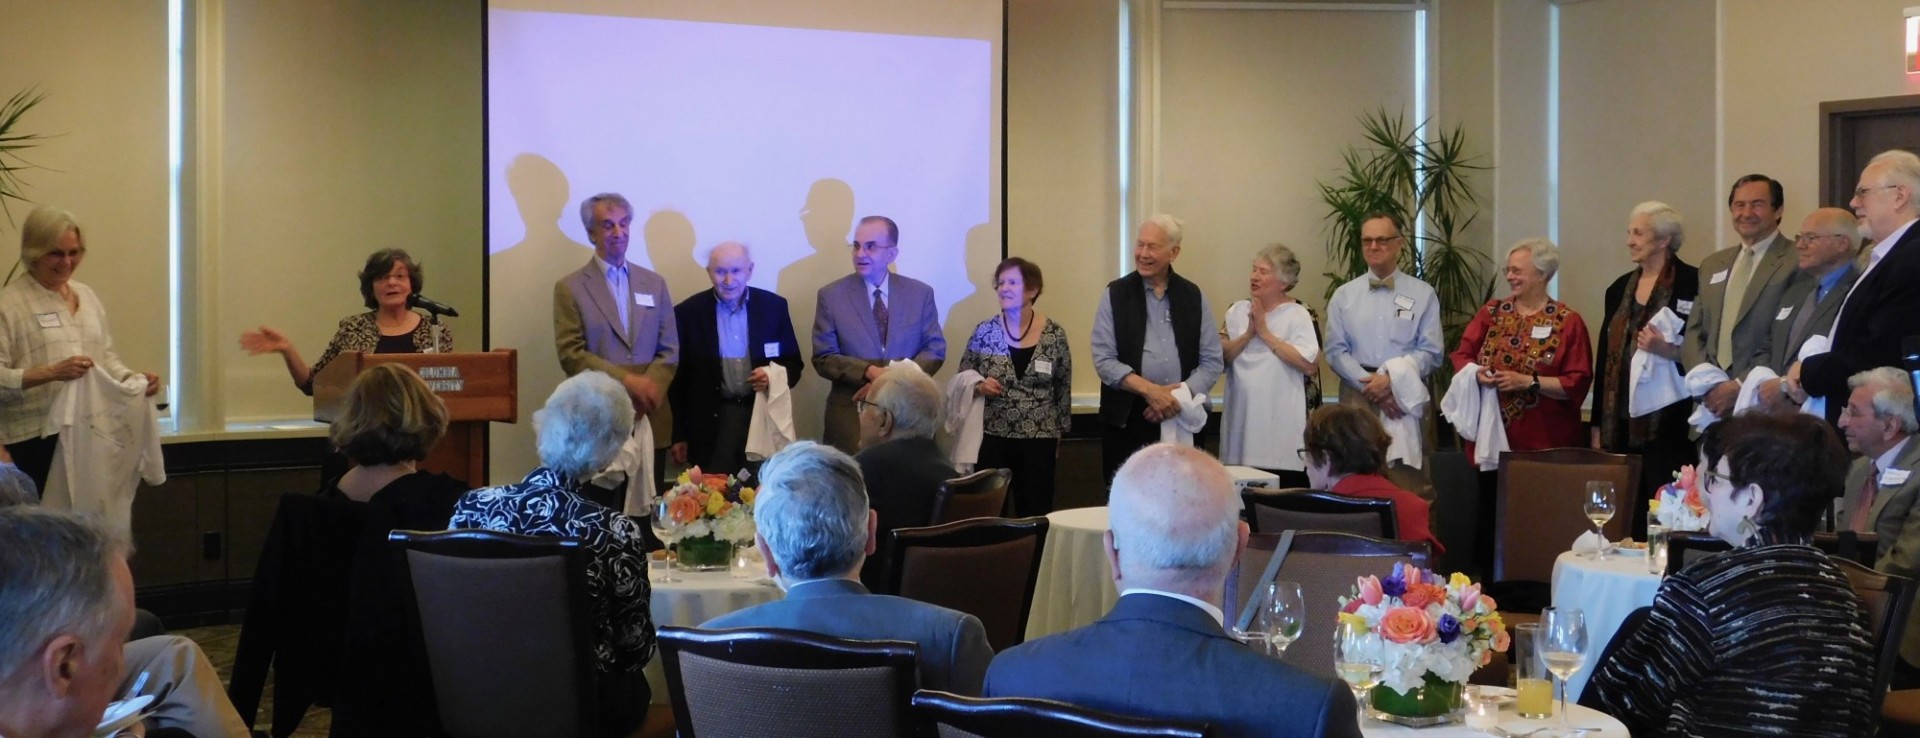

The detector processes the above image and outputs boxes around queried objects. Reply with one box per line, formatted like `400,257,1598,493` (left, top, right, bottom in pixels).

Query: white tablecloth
1549,550,1662,701
643,567,784,704
1023,506,1117,641
1225,465,1281,489
1360,703,1628,737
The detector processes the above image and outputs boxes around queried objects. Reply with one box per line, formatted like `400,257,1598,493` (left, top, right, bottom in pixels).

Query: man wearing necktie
812,215,946,454
1754,209,1862,411
1835,367,1920,686
1323,212,1442,492
1683,175,1799,419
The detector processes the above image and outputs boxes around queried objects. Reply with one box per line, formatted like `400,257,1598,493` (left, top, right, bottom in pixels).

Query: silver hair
577,192,634,233
0,464,38,507
1849,366,1918,434
1143,213,1185,247
1255,243,1302,289
19,204,82,267
533,371,635,478
1631,201,1685,252
1508,238,1561,281
0,507,130,687
706,241,753,264
1107,444,1240,579
1870,150,1920,216
753,441,870,581
869,363,942,440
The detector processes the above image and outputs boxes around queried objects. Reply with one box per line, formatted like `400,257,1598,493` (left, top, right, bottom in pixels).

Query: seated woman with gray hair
448,371,656,733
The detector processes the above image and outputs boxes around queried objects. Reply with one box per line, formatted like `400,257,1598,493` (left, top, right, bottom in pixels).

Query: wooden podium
312,350,518,486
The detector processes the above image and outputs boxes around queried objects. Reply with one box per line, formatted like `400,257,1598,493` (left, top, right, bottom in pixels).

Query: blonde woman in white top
0,205,159,491
1220,243,1319,487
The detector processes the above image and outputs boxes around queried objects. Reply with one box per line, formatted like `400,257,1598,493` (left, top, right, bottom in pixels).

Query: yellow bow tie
1369,276,1394,291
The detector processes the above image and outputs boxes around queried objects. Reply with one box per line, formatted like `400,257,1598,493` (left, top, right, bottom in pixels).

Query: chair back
1241,531,1430,681
1663,532,1733,576
910,690,1212,738
1814,530,1880,567
1242,487,1396,538
933,468,1012,524
1495,448,1639,583
660,627,920,738
389,529,598,738
1225,533,1283,624
1833,558,1915,697
887,516,1049,651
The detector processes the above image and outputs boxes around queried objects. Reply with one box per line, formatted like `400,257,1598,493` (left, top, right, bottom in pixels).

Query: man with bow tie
1323,212,1443,492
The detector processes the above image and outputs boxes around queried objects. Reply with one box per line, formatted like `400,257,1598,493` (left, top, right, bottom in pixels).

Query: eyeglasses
1700,468,1734,491
855,398,888,417
1359,236,1402,247
1854,184,1902,199
849,242,896,255
1795,233,1842,245
42,247,85,261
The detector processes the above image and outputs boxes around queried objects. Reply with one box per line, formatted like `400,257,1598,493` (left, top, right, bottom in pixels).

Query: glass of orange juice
1513,622,1554,719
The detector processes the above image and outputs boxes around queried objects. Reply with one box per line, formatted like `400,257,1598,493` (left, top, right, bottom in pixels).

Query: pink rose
1378,606,1436,644
1492,623,1512,652
1357,576,1384,607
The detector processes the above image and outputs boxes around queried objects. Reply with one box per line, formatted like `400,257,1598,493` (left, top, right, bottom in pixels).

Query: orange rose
1378,606,1436,644
668,493,705,524
1401,582,1448,609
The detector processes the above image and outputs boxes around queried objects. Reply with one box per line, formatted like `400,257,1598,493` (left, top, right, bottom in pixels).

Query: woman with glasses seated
1581,413,1876,737
1300,404,1442,553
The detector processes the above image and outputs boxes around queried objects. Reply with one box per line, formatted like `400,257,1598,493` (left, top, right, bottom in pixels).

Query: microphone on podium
408,294,461,318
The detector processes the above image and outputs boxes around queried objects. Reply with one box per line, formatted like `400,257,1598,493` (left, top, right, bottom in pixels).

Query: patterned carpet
176,624,332,738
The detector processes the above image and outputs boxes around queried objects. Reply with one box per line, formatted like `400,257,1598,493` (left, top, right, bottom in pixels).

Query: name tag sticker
1395,308,1414,321
1776,306,1793,321
33,312,59,329
1393,294,1415,310
635,293,655,308
1033,359,1053,376
764,342,781,358
1676,300,1694,316
1709,270,1729,285
1884,468,1911,486
1531,325,1552,340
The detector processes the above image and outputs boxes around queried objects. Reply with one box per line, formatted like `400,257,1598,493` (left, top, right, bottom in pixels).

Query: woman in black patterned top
1582,413,1876,737
240,248,454,396
448,371,656,734
959,257,1072,516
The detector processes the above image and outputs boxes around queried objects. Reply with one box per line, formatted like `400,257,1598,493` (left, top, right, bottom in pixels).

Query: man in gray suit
1755,209,1862,409
1835,367,1920,686
1683,175,1799,417
555,192,678,505
702,441,992,695
812,215,946,453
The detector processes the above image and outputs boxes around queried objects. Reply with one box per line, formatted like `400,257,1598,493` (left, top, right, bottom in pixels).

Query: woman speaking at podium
241,248,454,395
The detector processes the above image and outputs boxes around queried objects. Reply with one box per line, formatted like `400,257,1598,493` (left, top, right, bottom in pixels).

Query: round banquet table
1023,506,1118,641
1359,703,1629,737
1549,550,1662,702
642,567,784,704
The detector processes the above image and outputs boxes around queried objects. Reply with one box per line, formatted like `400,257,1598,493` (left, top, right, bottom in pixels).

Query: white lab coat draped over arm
944,370,987,472
1628,307,1688,417
41,367,164,536
746,363,795,462
1439,362,1508,471
1380,356,1429,470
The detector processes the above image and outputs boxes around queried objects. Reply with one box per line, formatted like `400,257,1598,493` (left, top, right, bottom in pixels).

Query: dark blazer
667,287,803,466
812,273,946,452
984,593,1361,738
1761,263,1858,371
702,578,992,695
1803,220,1920,419
853,436,954,590
1682,233,1798,376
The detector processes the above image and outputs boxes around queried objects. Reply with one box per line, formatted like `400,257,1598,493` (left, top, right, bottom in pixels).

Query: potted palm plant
0,87,48,226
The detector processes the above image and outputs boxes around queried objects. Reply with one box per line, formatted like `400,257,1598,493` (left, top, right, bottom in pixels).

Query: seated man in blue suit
701,441,992,695
984,443,1361,738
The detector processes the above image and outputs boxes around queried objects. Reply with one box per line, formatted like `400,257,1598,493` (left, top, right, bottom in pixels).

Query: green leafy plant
0,87,49,226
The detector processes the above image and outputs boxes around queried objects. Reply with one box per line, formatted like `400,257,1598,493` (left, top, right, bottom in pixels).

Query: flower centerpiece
661,467,757,571
1651,465,1709,532
1338,564,1510,722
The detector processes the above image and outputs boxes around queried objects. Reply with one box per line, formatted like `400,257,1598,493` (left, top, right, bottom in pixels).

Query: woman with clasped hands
239,248,453,396
0,205,160,491
1219,243,1319,489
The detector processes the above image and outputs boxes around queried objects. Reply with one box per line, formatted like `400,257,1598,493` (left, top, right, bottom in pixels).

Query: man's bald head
1107,444,1244,596
705,241,755,305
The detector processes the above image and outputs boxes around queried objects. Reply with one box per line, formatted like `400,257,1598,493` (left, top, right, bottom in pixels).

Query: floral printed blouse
959,316,1073,439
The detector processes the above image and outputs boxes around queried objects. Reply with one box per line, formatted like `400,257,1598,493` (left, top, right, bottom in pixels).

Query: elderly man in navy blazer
554,192,679,458
985,443,1360,738
702,441,992,694
668,242,803,475
812,215,945,453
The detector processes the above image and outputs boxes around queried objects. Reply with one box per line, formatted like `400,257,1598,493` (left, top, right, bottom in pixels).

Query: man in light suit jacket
984,443,1360,738
1791,150,1920,425
1684,175,1798,418
812,215,945,453
555,193,678,506
702,441,992,695
1756,210,1861,406
668,242,802,475
1836,367,1920,687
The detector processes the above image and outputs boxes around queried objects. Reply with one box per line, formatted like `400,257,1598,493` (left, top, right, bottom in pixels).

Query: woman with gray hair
447,370,657,732
0,205,161,492
1219,243,1320,487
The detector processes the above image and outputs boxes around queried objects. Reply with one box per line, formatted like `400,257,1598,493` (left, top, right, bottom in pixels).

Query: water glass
1512,622,1552,719
1646,524,1670,575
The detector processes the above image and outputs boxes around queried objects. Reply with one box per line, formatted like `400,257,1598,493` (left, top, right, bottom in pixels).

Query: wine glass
1260,581,1306,657
1333,619,1383,724
1584,481,1617,560
651,498,683,583
1539,607,1588,733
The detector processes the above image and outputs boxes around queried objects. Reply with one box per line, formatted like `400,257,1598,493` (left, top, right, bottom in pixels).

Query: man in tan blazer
1683,175,1799,417
1837,367,1920,686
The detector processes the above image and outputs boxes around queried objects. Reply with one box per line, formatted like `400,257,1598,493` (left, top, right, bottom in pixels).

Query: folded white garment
1439,362,1509,471
1628,308,1688,417
1684,364,1733,431
42,368,165,536
1733,366,1777,415
944,370,987,472
1159,384,1209,446
1571,530,1612,555
589,417,656,519
745,364,795,462
1381,356,1429,470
